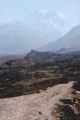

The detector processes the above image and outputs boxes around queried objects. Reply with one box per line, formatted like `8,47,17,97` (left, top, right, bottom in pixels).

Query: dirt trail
0,82,73,120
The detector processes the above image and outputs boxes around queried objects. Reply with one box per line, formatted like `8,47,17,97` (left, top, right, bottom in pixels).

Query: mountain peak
38,10,48,16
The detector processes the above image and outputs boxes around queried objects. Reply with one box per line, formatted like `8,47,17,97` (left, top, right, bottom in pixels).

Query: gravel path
0,82,73,120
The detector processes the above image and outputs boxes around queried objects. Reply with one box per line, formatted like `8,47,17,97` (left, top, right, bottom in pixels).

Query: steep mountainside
39,24,80,51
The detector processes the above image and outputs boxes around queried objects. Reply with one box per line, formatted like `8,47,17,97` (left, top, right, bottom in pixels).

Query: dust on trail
0,82,73,120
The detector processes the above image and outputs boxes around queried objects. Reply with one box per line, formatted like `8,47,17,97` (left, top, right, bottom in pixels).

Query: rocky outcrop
24,50,55,62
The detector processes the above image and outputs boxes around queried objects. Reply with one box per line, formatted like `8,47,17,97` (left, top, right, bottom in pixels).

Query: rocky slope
24,50,55,62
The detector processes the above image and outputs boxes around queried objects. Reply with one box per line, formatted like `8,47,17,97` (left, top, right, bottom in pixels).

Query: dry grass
12,73,60,86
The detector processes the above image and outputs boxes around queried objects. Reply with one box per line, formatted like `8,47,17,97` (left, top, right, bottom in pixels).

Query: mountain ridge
39,24,80,51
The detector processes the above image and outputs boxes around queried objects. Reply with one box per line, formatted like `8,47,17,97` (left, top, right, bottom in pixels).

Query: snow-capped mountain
0,10,71,55
23,10,71,42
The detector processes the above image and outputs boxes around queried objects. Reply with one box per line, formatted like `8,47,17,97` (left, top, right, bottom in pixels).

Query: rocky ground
58,81,80,120
0,51,80,98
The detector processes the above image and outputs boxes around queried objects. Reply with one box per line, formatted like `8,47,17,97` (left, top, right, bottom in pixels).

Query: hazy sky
0,0,80,26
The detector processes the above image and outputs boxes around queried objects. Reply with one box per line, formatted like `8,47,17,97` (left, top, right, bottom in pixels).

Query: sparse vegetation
0,51,80,98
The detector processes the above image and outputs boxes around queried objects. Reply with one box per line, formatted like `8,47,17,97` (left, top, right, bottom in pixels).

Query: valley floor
0,82,73,120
